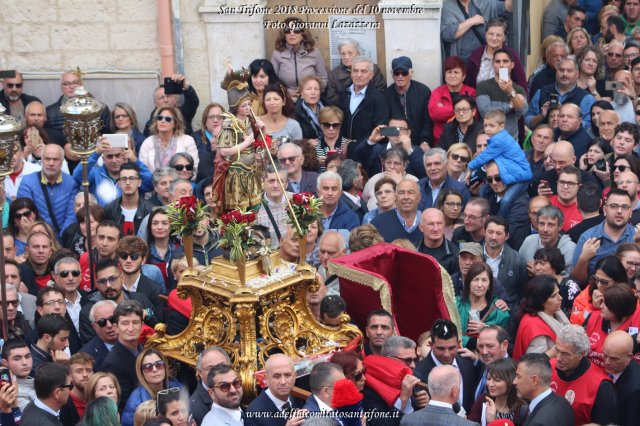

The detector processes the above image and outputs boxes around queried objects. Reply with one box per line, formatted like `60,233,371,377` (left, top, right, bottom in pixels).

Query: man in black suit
21,362,72,426
78,300,118,371
100,299,144,409
190,346,232,426
337,159,367,221
34,286,81,355
603,331,640,426
245,353,304,426
302,362,345,414
278,143,318,195
413,319,480,414
514,353,573,426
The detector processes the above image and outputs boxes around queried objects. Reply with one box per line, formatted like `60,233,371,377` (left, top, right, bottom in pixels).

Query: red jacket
513,313,556,360
428,84,475,145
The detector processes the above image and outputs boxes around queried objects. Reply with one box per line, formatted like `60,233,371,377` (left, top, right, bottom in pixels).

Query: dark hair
577,182,603,213
147,207,170,247
594,255,629,285
485,16,508,33
274,17,316,52
590,100,614,136
632,56,640,69
479,325,510,344
462,262,494,303
374,177,397,194
36,286,64,307
36,313,70,340
606,187,633,204
96,220,122,238
452,94,477,110
430,319,458,342
615,122,640,144
366,309,393,327
77,203,105,225
608,14,626,34
247,59,280,94
262,83,296,117
485,215,509,235
320,295,347,319
293,139,321,171
325,151,343,169
330,350,360,379
543,103,561,125
143,419,172,426
603,283,637,321
34,362,70,399
494,48,514,62
612,154,640,179
486,358,520,409
118,236,149,258
382,146,409,163
207,363,235,389
114,299,144,323
533,247,566,275
1,338,28,360
95,258,120,276
520,275,558,316
518,353,552,385
568,4,586,16
436,188,463,213
8,198,41,236
309,362,343,394
443,56,466,73
120,162,140,176
586,137,613,157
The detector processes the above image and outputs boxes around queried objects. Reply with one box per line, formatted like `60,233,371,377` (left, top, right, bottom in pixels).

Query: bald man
556,103,592,160
603,331,640,426
246,354,305,426
417,209,459,275
24,101,66,149
0,71,41,123
596,110,619,143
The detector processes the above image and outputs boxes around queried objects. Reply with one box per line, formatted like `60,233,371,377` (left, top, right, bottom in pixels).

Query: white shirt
265,388,291,410
349,84,367,114
65,291,82,332
4,161,41,201
343,191,361,208
123,273,141,293
34,397,60,417
428,400,453,410
202,401,243,425
484,246,504,279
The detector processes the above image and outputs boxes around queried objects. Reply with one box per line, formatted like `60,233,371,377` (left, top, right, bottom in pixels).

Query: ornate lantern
60,85,105,155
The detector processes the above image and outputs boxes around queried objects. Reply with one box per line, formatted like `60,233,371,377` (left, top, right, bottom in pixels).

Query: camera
468,168,486,186
595,159,607,171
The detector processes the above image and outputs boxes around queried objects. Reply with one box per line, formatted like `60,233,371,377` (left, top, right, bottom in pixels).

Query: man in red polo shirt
550,165,582,231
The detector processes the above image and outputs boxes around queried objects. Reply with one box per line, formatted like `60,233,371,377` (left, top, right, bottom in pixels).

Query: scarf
301,100,324,140
153,135,177,170
537,310,570,336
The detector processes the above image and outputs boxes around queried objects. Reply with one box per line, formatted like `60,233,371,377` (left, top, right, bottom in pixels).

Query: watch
509,90,516,98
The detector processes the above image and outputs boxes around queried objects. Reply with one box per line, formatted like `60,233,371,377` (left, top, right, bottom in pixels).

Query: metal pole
81,156,95,287
0,180,9,340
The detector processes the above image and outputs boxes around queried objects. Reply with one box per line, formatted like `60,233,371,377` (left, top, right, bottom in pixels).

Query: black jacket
101,339,142,410
78,335,111,371
245,390,303,426
295,98,323,141
103,196,155,236
353,139,426,179
522,390,574,426
384,80,433,146
339,83,389,141
439,119,483,153
130,273,165,321
613,359,640,426
340,193,367,222
189,381,213,426
0,91,41,115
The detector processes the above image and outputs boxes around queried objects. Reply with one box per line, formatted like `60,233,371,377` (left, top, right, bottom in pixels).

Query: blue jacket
417,175,470,211
72,152,153,206
326,198,361,231
122,378,182,426
468,129,532,185
16,171,78,235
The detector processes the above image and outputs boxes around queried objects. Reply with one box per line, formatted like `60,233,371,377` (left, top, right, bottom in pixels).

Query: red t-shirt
122,221,134,236
69,391,86,418
550,195,583,231
34,274,52,289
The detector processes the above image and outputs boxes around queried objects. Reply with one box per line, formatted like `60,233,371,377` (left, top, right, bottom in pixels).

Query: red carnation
246,212,256,223
292,193,303,204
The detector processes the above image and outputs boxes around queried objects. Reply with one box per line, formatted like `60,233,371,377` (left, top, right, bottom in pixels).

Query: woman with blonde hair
567,27,592,54
111,102,145,154
29,220,62,251
447,143,473,183
194,102,226,182
85,372,121,405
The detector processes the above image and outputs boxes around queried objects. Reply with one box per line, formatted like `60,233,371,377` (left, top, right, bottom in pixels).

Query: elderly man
611,70,637,124
148,166,177,207
551,324,617,426
16,144,78,236
0,284,30,341
418,148,470,211
52,257,84,336
143,73,199,136
605,41,626,80
384,56,433,148
4,132,42,201
533,140,599,196
246,353,304,426
526,125,555,176
338,159,368,220
596,109,619,145
318,230,347,296
277,143,318,194
452,197,490,245
417,209,459,275
302,362,345,414
473,326,510,399
528,41,569,101
257,163,291,248
372,179,423,247
317,171,360,232
203,364,244,426
339,56,389,143
555,103,592,160
603,331,640,426
513,353,574,425
0,71,41,122
363,336,427,425
77,300,117,371
526,57,596,131
279,225,300,263
191,347,232,426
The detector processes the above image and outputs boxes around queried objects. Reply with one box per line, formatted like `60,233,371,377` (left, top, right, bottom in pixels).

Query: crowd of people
4,0,640,425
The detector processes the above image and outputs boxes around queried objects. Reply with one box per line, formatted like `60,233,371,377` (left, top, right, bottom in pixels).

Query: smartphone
380,127,400,137
539,179,549,189
163,77,183,95
605,80,623,91
103,133,128,149
498,68,509,81
0,367,11,387
0,70,16,79
549,93,559,106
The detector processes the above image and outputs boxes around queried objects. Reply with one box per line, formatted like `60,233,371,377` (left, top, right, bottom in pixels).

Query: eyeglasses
444,202,462,209
284,27,303,34
352,367,367,381
450,153,469,163
278,156,299,164
608,52,623,58
62,81,81,87
96,274,121,287
114,114,129,120
142,360,166,373
207,114,223,121
321,122,341,129
625,53,639,59
4,300,19,308
118,252,142,261
389,355,418,366
105,153,123,160
58,383,74,390
156,115,174,123
533,259,550,266
454,107,472,114
606,203,632,211
14,209,33,220
393,70,409,77
558,180,579,188
58,269,80,278
636,110,640,115
4,83,22,89
486,175,502,184
591,275,614,287
118,176,139,183
93,315,116,327
613,165,629,172
616,180,639,186
384,160,403,167
463,214,482,221
42,299,65,307
213,378,243,392
173,164,194,171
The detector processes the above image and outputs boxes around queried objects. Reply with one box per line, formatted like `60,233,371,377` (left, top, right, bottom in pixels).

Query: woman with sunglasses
447,143,473,184
7,197,40,256
193,103,226,183
156,387,195,426
139,106,199,174
271,17,328,99
169,153,195,186
295,75,325,147
111,102,145,154
247,59,280,116
439,96,482,152
315,107,349,168
122,348,181,426
330,350,366,392
570,256,628,325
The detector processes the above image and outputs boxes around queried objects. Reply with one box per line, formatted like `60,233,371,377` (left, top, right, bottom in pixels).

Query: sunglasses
14,209,33,220
352,367,367,381
284,27,303,34
58,383,74,391
118,252,142,261
59,269,80,278
96,274,121,287
93,315,116,328
5,300,19,308
486,175,502,184
142,360,166,373
390,355,418,367
173,164,194,171
613,165,629,172
156,115,174,123
5,83,22,89
393,70,409,77
278,156,299,164
607,52,623,58
321,122,341,129
450,153,469,163
213,378,243,392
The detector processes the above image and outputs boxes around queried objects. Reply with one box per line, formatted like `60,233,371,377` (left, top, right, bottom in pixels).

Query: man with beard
0,71,40,122
78,259,157,345
528,41,569,102
66,352,94,419
78,300,117,371
19,231,54,295
203,364,244,426
29,313,70,375
372,179,423,247
572,189,637,282
549,166,582,231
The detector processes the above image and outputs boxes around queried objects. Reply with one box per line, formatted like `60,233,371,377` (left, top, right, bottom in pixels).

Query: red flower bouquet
287,192,322,237
165,195,209,236
215,209,264,262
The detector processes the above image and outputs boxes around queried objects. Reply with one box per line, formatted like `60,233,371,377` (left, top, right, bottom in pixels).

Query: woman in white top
139,106,199,175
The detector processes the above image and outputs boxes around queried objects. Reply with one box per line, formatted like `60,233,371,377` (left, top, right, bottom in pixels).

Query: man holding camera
143,73,199,136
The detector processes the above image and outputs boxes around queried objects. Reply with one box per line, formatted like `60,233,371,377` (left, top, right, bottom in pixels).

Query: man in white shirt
302,362,345,415
202,364,244,426
52,257,83,335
